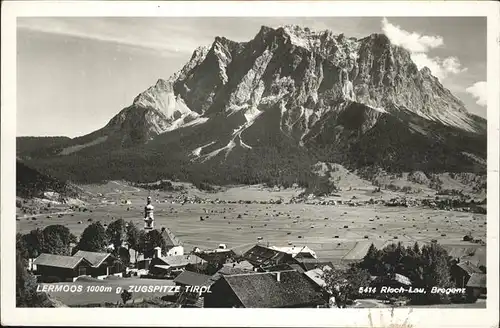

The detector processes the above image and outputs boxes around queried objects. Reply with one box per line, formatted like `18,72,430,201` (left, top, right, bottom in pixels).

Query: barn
242,245,296,271
73,250,123,278
149,254,206,276
33,253,93,282
466,273,487,301
450,260,483,288
204,270,327,308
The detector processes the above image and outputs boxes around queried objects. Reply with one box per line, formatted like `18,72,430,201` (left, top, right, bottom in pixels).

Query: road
352,299,390,308
41,277,175,306
20,210,74,219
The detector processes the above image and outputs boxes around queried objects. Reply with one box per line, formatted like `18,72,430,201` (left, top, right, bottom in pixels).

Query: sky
17,17,487,137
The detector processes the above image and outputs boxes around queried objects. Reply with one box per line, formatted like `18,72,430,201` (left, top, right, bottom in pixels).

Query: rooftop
173,270,212,286
304,266,332,288
154,254,205,267
268,246,317,259
73,250,112,267
196,249,236,263
294,258,336,272
221,270,324,308
160,227,182,247
33,253,90,269
456,261,483,275
242,245,293,267
466,273,486,288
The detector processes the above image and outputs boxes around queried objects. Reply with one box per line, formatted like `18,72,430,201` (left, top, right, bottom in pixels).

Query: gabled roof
265,264,295,272
218,266,252,276
211,265,256,283
288,263,305,274
73,250,112,268
173,270,212,286
242,245,293,267
371,273,412,286
294,258,335,272
466,273,486,288
195,250,236,263
268,246,317,259
456,261,483,275
223,260,254,271
221,270,324,308
154,254,205,268
393,273,412,286
304,266,332,288
160,227,182,247
33,253,91,269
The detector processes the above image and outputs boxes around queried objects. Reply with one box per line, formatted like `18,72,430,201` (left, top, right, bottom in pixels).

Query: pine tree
126,221,140,262
360,243,383,275
41,225,76,255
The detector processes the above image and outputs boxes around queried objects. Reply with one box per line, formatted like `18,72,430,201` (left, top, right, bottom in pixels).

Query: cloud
381,18,443,53
17,18,208,56
466,81,487,107
381,18,466,80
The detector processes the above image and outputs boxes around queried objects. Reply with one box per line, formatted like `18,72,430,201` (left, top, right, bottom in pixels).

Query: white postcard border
1,1,499,327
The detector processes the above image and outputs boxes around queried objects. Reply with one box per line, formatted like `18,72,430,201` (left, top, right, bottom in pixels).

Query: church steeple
144,196,155,230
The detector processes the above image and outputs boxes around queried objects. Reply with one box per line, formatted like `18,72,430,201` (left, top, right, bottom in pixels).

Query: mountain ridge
17,24,487,187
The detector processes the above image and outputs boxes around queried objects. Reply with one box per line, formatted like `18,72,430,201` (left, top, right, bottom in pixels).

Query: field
17,181,487,265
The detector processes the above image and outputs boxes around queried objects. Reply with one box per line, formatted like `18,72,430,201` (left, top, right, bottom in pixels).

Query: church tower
144,196,154,230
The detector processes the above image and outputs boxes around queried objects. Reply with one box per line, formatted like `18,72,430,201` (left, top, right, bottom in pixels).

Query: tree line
322,241,465,307
16,219,175,307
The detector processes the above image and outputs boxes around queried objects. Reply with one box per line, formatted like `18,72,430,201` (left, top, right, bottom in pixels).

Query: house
160,227,184,256
173,270,214,307
371,273,412,289
242,245,296,270
195,249,237,265
73,250,123,278
293,258,336,272
136,255,152,270
128,249,152,269
204,270,327,308
149,254,206,275
173,270,213,288
450,260,483,288
304,266,332,289
288,263,306,274
268,245,317,259
466,273,486,300
211,265,256,284
33,253,93,282
222,260,255,271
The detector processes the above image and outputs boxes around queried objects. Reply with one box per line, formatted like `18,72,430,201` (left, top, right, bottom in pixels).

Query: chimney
276,272,281,282
154,247,161,258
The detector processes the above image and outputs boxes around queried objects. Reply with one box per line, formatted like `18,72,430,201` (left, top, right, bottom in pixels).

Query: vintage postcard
1,1,499,327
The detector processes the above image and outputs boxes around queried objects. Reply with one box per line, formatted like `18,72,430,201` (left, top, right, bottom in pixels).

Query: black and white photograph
1,1,499,327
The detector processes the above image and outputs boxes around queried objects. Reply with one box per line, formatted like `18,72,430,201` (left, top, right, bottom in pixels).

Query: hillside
17,25,487,188
16,160,80,200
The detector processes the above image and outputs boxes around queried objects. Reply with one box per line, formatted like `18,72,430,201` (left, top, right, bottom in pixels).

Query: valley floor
16,182,487,266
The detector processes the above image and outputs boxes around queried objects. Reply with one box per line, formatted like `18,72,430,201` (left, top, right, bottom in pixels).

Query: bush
463,233,473,242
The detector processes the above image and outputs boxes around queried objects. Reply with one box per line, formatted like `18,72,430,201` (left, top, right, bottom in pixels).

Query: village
23,195,487,308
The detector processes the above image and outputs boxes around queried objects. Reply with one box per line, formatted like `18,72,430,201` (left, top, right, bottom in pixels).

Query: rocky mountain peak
420,66,432,76
100,24,484,152
22,24,486,186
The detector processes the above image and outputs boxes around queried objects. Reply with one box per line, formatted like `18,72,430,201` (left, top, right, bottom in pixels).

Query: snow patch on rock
191,141,216,157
